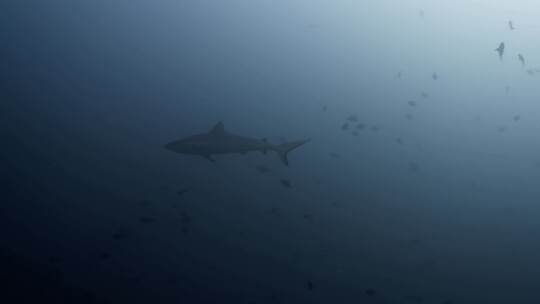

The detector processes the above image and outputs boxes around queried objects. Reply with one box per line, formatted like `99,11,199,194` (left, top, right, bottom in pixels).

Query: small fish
365,288,376,296
307,281,314,290
406,113,413,120
80,291,97,302
329,152,341,159
341,123,350,130
420,92,429,98
518,54,525,67
407,239,422,246
419,9,424,17
140,200,152,207
99,252,111,260
268,207,281,216
395,71,403,79
347,115,359,122
177,188,191,196
352,131,359,136
322,105,327,112
355,123,366,130
47,256,64,264
495,42,505,61
497,126,507,133
256,165,270,174
180,212,192,224
280,179,292,188
408,100,417,107
269,292,280,302
370,125,380,132
303,213,313,220
112,231,129,240
404,295,424,303
396,137,404,145
432,72,438,80
508,20,515,30
165,274,179,285
513,115,521,122
408,161,420,172
139,216,157,224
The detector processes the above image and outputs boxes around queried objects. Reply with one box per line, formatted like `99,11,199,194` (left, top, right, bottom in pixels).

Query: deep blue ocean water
2,1,540,303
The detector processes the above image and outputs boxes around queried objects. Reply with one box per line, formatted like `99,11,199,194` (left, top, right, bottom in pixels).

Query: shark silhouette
164,122,309,165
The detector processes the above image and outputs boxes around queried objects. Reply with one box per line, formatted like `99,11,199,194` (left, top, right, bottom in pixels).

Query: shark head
164,138,190,154
164,135,206,155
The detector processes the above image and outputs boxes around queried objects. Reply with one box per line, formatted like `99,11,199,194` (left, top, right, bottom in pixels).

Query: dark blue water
2,1,540,303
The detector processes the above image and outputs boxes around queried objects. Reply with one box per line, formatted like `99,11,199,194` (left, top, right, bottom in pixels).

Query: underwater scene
2,0,540,303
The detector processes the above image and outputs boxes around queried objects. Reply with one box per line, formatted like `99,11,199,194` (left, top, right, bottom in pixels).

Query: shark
164,122,310,166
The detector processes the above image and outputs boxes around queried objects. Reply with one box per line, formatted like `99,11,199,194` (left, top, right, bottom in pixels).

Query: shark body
164,122,309,166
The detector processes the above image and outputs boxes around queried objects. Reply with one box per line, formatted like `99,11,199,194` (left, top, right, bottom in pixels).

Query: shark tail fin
275,139,310,166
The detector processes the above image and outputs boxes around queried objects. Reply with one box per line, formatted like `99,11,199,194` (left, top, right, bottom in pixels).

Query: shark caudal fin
275,139,310,166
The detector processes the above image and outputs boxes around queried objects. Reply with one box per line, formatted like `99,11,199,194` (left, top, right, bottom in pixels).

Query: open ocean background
2,1,540,303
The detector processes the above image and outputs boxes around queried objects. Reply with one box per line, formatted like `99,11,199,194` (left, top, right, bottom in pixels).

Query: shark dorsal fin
209,122,225,136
